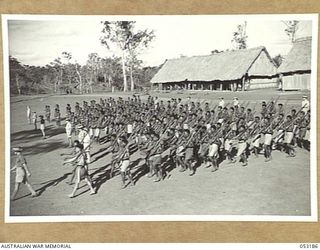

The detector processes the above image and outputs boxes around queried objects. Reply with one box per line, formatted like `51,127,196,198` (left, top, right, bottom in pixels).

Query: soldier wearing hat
218,97,225,108
32,111,37,130
11,147,39,200
65,118,73,147
45,105,51,123
302,95,310,114
233,97,239,108
54,105,61,127
39,115,46,139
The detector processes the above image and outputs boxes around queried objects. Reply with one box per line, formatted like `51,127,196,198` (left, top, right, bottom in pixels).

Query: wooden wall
282,73,311,90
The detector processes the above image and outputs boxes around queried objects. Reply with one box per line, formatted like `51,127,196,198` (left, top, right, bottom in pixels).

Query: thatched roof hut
278,37,312,91
278,37,312,74
151,46,278,91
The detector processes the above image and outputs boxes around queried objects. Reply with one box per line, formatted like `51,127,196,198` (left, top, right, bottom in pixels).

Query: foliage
100,21,155,91
231,22,248,50
9,21,156,95
282,20,299,43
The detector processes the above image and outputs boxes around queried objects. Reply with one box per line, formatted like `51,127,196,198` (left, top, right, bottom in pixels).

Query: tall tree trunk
130,65,134,91
15,75,21,95
75,65,82,94
54,78,57,93
121,52,127,92
59,68,63,94
108,75,111,88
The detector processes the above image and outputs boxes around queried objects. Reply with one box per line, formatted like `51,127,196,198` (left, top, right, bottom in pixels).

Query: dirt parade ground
8,89,311,217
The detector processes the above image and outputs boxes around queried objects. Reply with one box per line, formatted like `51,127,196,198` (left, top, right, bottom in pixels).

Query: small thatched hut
278,37,312,91
151,46,278,91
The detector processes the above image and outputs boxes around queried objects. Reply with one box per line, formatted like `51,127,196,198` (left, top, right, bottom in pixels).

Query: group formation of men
54,94,310,195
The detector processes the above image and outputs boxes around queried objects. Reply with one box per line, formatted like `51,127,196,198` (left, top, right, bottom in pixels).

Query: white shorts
224,139,232,151
120,160,130,172
304,130,310,141
284,132,294,144
83,143,91,152
176,146,185,157
218,118,224,124
89,128,94,137
273,130,284,143
264,134,272,146
40,124,45,130
252,134,261,147
127,124,133,133
230,123,237,131
236,142,247,157
208,143,219,157
66,129,72,138
94,128,100,137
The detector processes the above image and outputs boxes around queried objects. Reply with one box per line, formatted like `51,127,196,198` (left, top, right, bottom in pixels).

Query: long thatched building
278,37,312,91
151,46,278,91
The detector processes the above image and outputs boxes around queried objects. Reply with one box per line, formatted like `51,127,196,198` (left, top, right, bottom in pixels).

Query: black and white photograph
3,14,318,222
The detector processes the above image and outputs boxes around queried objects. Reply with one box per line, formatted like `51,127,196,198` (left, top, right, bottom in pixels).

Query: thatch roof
151,47,276,84
278,37,312,74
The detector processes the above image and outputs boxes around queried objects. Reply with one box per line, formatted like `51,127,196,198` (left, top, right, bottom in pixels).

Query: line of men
58,94,310,194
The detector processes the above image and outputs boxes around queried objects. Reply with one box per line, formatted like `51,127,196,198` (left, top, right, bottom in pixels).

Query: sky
7,15,313,67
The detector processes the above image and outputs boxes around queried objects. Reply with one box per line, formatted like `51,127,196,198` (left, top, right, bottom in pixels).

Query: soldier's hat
303,95,308,98
12,146,23,152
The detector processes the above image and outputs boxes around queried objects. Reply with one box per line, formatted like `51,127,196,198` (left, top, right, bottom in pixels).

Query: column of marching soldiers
45,95,310,197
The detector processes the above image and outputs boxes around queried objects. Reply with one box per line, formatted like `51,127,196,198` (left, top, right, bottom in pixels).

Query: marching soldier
147,133,165,182
182,129,197,176
45,105,51,123
283,115,296,157
301,95,310,114
63,143,96,198
117,136,134,188
234,125,249,166
207,125,221,172
250,116,262,157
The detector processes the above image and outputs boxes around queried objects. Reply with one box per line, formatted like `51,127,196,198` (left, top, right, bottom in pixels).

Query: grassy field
8,89,311,217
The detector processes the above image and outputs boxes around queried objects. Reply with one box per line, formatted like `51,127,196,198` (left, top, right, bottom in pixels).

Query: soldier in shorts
10,147,39,200
63,143,96,198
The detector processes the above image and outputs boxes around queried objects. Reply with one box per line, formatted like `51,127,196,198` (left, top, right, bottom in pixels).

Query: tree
100,21,155,91
282,20,299,43
86,53,101,93
211,49,222,54
99,56,122,88
49,57,63,93
231,21,248,50
9,56,26,95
